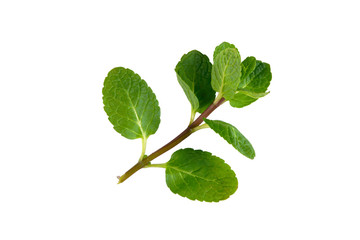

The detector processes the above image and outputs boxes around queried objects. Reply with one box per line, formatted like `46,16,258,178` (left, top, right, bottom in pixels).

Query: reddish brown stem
117,97,225,183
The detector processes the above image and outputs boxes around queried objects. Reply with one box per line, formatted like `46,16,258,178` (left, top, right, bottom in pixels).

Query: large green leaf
165,148,238,202
175,50,215,113
230,60,272,108
103,67,160,140
204,119,255,159
211,47,242,100
213,42,237,62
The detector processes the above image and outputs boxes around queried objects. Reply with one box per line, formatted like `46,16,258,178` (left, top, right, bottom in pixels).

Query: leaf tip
249,151,256,160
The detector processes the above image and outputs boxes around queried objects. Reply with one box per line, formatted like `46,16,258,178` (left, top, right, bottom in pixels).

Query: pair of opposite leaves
102,42,272,202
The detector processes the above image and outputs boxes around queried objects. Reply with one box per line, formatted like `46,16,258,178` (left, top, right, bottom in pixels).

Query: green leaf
242,60,272,92
103,67,160,140
175,50,215,113
240,56,257,85
211,47,242,100
230,60,272,108
165,148,238,202
204,119,255,159
213,42,237,62
229,94,258,108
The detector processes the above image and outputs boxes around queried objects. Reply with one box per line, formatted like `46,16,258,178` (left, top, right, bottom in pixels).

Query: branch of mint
103,41,272,201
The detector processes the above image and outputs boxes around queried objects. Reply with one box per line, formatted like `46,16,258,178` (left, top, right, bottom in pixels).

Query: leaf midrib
119,80,146,139
216,52,233,96
167,165,217,182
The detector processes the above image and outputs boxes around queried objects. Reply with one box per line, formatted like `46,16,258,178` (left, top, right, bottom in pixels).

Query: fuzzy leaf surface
211,47,242,100
175,50,215,113
230,60,272,108
166,148,238,202
204,119,255,159
103,67,160,139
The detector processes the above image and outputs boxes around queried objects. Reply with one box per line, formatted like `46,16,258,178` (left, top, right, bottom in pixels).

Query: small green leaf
175,50,215,113
211,47,242,100
230,60,272,108
213,42,237,62
103,67,160,140
166,148,238,202
204,119,255,159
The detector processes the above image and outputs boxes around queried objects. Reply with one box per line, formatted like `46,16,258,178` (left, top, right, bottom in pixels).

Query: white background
1,0,359,239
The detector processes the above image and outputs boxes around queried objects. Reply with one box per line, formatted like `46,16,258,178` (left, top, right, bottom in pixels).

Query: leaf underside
204,119,255,159
103,67,160,140
166,148,238,202
211,47,242,100
175,50,215,113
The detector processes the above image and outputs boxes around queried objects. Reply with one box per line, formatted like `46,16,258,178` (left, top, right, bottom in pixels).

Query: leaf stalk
191,123,209,133
189,109,196,125
138,137,147,162
144,163,167,168
213,93,224,105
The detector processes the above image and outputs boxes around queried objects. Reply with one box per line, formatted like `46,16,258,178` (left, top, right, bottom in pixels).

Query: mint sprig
102,42,272,202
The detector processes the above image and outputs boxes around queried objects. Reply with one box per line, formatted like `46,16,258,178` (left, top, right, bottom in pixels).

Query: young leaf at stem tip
230,60,272,108
213,42,238,62
102,67,160,140
204,119,255,159
165,148,238,202
211,47,242,101
175,50,215,114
